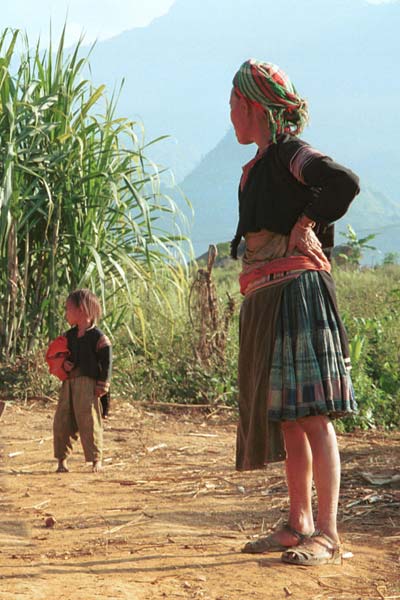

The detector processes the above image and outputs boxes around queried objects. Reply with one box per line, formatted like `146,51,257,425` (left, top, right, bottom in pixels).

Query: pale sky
2,0,398,47
2,0,176,46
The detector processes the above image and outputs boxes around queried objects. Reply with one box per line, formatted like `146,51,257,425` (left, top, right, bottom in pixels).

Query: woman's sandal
281,530,342,566
241,523,312,554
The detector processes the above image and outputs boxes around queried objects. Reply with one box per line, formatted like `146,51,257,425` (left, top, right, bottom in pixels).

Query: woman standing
230,59,359,566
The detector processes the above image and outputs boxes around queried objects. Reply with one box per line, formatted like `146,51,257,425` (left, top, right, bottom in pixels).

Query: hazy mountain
81,0,400,261
87,0,400,199
177,129,400,262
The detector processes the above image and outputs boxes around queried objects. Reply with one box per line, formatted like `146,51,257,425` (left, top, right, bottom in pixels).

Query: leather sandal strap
283,523,311,541
312,529,340,549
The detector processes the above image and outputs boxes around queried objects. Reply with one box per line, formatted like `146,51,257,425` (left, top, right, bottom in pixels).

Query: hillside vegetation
2,253,399,432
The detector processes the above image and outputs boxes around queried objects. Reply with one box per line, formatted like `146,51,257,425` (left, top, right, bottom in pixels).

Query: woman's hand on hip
287,216,326,267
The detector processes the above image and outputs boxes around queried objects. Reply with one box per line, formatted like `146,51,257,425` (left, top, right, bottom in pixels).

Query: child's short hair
67,289,102,325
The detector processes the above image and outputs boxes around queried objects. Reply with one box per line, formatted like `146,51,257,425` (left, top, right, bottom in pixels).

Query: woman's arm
281,140,360,224
281,139,360,263
301,157,360,224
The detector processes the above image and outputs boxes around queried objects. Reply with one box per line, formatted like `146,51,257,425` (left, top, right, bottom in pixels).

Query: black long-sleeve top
231,134,360,258
65,326,112,392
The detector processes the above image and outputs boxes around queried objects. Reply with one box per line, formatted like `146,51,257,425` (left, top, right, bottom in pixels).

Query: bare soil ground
0,401,399,600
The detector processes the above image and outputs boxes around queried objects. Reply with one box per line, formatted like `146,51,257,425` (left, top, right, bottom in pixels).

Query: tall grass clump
110,260,240,408
0,27,189,362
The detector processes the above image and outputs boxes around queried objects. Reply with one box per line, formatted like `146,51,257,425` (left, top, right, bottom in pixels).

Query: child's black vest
65,326,104,380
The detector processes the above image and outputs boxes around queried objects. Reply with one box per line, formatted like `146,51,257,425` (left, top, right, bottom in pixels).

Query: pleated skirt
268,270,357,421
236,270,357,471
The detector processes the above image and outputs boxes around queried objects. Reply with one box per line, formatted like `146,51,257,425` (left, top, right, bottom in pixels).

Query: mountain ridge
86,0,400,197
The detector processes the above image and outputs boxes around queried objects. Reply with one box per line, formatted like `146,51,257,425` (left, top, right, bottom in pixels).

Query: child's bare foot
92,460,102,473
56,459,69,473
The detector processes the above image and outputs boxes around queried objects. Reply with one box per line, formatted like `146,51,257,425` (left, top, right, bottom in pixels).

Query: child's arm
95,333,112,397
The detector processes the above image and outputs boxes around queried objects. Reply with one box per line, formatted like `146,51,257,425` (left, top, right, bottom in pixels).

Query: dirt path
0,401,399,600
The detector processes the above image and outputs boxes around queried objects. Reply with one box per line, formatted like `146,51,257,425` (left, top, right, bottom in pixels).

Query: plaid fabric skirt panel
268,271,357,421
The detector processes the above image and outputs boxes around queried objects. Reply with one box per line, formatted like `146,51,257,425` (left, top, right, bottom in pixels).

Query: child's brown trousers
53,375,103,462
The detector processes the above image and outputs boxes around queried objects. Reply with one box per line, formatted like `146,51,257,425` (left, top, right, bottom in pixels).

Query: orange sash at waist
239,255,331,296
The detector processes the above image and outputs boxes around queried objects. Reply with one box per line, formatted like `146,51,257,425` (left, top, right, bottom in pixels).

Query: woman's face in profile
230,88,253,145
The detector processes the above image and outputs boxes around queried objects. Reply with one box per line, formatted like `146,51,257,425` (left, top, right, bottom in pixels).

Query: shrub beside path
0,402,399,600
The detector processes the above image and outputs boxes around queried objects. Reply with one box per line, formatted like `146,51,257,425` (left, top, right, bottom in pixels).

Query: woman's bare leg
277,420,315,544
242,420,315,552
299,415,341,545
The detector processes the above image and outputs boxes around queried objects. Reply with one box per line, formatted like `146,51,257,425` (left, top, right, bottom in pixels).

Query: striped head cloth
233,59,309,141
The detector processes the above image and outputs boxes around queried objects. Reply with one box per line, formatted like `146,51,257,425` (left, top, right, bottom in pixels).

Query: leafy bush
111,276,240,407
336,265,400,429
0,350,58,402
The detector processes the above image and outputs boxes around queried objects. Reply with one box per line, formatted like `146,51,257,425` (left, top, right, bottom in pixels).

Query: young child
53,288,112,473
